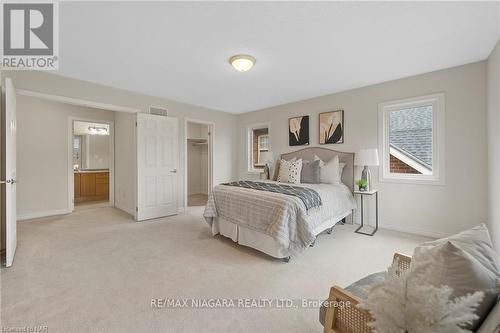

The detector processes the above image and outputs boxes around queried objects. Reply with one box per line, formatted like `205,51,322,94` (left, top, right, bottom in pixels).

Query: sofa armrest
393,252,412,275
323,286,374,333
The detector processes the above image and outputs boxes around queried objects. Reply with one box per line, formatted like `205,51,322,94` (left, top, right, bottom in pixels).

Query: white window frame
247,122,271,174
378,93,445,185
256,134,269,167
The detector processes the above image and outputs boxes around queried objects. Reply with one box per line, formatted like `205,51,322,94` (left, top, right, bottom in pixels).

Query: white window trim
378,93,445,185
247,122,271,174
256,134,269,167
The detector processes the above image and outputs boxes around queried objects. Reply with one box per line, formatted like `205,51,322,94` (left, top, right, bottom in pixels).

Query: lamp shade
354,149,379,166
259,151,274,164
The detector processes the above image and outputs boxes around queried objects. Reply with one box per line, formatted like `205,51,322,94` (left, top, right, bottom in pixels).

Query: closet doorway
185,119,214,208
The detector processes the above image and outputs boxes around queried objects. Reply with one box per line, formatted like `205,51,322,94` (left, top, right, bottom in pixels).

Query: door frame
3,78,17,267
68,117,115,211
184,118,214,210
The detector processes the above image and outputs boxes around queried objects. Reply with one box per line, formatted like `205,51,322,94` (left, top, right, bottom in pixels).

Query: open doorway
71,120,113,209
185,119,213,207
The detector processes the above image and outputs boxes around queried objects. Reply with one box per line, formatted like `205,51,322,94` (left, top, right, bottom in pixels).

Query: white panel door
137,113,178,221
4,78,17,267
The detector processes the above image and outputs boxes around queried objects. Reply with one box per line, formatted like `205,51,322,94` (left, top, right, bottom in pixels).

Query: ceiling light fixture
88,125,109,135
229,54,256,72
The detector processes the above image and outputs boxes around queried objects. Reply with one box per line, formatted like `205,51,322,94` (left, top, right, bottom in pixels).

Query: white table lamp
354,149,379,191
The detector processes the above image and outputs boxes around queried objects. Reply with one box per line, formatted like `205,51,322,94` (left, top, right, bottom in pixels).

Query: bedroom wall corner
487,38,500,254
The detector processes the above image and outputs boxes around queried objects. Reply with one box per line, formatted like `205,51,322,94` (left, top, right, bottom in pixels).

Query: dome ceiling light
229,54,256,72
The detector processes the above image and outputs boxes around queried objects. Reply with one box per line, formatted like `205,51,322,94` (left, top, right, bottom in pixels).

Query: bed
204,147,356,262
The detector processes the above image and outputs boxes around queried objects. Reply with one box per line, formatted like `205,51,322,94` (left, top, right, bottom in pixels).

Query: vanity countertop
74,169,109,174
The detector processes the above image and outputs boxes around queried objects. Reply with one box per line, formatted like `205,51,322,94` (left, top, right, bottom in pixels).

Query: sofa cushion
410,224,500,331
319,272,384,326
415,224,500,275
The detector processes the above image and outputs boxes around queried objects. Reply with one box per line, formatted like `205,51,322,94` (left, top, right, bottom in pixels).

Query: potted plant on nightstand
356,179,368,192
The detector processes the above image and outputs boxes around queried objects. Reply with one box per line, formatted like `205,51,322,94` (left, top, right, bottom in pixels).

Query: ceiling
59,2,500,114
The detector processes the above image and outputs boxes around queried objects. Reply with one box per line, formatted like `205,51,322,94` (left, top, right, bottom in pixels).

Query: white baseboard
188,192,208,196
178,206,186,214
367,220,450,239
115,202,135,217
18,208,73,221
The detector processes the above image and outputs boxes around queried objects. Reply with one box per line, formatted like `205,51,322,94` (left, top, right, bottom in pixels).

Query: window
378,93,445,185
247,124,271,173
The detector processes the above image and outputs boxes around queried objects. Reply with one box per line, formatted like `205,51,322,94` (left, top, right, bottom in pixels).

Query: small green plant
356,179,368,190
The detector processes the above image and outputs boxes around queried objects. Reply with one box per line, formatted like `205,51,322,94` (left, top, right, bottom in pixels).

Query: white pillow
314,155,341,184
314,155,325,167
410,224,500,331
277,159,303,184
339,162,346,181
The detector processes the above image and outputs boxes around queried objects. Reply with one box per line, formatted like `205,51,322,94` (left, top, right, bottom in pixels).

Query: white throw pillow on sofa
410,224,500,331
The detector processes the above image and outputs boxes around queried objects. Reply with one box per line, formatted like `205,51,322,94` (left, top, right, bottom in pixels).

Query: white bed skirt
211,210,352,259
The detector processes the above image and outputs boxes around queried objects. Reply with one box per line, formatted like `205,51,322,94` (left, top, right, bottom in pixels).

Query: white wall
487,39,500,253
114,112,136,216
7,71,238,212
238,62,488,238
187,122,208,140
16,95,115,219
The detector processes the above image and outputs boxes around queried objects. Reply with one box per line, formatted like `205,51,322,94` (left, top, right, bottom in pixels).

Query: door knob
171,169,177,173
0,179,16,184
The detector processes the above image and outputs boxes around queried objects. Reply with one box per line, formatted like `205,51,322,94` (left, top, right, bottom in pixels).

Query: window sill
379,175,445,186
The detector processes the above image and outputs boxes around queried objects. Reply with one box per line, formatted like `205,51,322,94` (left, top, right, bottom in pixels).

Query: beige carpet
1,206,429,333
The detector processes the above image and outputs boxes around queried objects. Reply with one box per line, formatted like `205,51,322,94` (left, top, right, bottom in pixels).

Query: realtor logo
1,1,59,70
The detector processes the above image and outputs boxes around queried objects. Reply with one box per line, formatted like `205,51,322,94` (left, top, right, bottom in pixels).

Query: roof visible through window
389,106,433,172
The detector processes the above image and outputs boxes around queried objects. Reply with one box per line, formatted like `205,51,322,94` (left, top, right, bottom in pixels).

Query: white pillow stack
314,155,344,184
277,159,303,184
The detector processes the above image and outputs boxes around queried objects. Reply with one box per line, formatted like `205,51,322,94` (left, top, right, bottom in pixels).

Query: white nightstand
353,189,378,236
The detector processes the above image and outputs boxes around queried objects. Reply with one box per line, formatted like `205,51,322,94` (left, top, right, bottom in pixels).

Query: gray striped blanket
222,181,322,211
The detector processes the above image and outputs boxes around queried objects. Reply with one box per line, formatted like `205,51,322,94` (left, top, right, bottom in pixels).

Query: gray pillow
410,224,500,331
301,160,320,184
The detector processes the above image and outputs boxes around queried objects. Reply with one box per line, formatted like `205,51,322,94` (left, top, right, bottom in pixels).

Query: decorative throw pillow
314,155,341,184
272,157,296,181
277,159,302,184
314,155,346,182
301,160,321,184
314,155,326,167
410,224,500,331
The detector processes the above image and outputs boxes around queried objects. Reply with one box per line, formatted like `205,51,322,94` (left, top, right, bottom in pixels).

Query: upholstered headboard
280,147,355,192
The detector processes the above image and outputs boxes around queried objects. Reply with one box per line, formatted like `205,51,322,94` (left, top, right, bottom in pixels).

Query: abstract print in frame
289,116,309,146
319,110,344,144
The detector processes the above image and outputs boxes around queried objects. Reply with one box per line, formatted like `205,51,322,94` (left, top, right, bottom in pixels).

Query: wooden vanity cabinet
74,171,109,203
